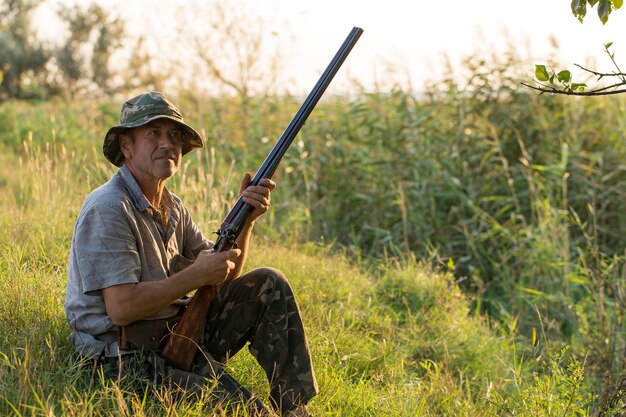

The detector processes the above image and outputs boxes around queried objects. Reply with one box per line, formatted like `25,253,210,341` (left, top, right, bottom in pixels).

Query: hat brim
103,115,203,167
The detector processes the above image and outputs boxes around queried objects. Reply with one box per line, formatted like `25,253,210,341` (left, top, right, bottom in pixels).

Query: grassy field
0,138,513,416
0,82,624,415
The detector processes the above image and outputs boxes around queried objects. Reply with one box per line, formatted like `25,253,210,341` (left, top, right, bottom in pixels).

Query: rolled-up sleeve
73,203,140,294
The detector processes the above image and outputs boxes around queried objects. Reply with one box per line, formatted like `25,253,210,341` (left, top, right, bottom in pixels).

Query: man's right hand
103,248,242,326
192,248,242,286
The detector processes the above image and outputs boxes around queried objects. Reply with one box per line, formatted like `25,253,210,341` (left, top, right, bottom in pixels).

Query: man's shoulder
82,173,130,212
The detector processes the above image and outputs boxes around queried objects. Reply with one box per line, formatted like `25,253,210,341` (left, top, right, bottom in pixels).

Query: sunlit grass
0,132,514,416
0,84,623,415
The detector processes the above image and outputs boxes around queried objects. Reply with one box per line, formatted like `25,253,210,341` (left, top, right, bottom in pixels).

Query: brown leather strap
119,314,182,351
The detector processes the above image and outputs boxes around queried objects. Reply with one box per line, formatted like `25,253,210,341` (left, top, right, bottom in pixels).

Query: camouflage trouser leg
204,267,319,413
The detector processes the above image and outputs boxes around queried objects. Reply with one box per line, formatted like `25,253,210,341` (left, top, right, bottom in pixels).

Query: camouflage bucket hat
103,91,203,166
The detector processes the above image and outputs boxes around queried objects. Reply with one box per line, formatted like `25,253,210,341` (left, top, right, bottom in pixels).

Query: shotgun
162,26,364,370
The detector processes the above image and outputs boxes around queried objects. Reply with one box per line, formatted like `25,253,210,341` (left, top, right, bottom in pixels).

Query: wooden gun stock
162,26,363,371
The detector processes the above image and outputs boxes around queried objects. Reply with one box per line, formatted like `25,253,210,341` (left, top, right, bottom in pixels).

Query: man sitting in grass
64,91,317,416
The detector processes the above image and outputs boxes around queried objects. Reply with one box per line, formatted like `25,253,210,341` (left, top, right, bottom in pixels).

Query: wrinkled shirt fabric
65,165,213,358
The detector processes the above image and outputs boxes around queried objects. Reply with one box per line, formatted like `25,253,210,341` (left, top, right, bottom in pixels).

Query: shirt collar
118,165,178,216
118,164,181,242
119,164,152,212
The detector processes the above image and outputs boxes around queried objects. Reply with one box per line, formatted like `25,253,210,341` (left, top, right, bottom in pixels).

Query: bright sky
37,0,626,93
252,0,626,92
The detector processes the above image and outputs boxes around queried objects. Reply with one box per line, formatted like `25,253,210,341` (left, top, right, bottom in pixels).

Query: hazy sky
249,0,626,91
37,0,626,93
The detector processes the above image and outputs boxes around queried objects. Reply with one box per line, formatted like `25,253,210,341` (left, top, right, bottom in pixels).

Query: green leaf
604,41,613,49
557,70,572,83
520,287,545,296
614,0,623,9
598,0,610,22
571,83,587,92
446,258,455,271
571,0,587,21
567,274,590,285
535,64,550,82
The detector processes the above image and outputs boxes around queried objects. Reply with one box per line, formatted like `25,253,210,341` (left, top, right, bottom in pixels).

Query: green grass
0,128,597,416
1,59,624,416
0,214,513,415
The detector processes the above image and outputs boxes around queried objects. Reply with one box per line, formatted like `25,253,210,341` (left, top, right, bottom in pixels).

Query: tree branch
521,81,626,96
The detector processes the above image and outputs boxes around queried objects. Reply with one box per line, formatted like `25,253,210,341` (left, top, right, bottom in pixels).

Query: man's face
120,119,184,183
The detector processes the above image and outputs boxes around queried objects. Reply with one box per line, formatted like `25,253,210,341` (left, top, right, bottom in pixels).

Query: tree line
0,0,129,99
0,0,285,101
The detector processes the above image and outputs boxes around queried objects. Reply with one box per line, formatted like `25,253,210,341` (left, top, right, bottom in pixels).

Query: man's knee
244,267,293,302
253,267,288,285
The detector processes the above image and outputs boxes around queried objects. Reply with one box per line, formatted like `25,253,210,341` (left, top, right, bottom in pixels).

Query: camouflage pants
203,267,318,412
101,267,317,415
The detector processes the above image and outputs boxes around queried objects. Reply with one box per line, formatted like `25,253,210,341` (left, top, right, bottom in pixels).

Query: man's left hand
239,173,276,223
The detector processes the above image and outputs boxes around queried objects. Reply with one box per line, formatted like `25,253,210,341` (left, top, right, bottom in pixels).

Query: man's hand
239,173,276,223
191,248,242,286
